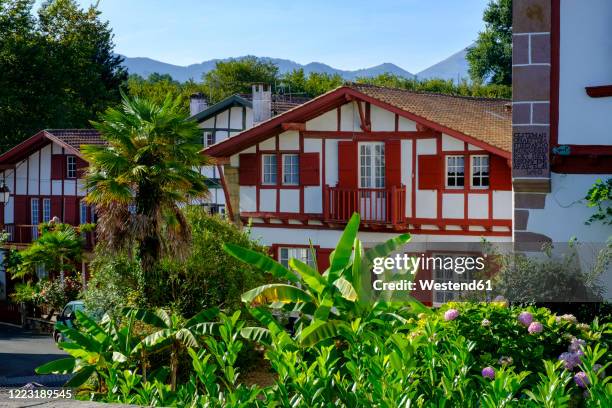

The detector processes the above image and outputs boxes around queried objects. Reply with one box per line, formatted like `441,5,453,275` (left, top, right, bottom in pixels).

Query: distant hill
119,48,472,83
119,55,415,83
416,46,471,82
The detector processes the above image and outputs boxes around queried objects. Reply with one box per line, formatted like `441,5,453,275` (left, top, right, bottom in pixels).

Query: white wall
526,173,611,242
558,0,612,145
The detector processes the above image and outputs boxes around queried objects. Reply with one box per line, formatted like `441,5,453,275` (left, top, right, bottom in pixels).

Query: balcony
323,185,407,227
2,224,95,248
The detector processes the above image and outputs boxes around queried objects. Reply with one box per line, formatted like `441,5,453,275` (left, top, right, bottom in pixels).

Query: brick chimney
252,83,271,124
189,92,208,116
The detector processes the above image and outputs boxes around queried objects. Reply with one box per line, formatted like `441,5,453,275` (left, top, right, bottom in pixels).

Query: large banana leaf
240,326,272,346
185,307,219,327
36,357,76,374
333,277,358,302
362,233,411,266
74,310,109,344
242,284,315,305
299,320,350,347
327,213,360,283
56,324,99,352
126,308,170,329
65,365,96,388
289,258,326,295
224,243,299,282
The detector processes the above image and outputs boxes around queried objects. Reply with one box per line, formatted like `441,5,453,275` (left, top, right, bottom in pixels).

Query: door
359,142,386,221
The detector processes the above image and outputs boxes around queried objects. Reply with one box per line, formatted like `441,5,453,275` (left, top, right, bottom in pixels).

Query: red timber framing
549,0,612,173
0,132,90,246
207,86,512,237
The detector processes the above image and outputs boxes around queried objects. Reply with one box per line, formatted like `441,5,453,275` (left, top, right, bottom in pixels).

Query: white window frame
471,155,490,189
359,142,385,189
31,198,39,240
42,198,51,223
432,253,474,305
262,154,277,185
278,247,315,269
445,155,465,189
282,154,299,186
203,131,215,147
80,200,88,224
66,156,77,179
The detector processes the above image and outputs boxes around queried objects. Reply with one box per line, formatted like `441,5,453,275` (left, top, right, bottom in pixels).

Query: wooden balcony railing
324,185,407,226
2,224,95,248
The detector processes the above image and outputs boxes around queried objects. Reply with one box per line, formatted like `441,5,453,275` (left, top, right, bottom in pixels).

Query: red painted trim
299,132,304,214
463,143,469,223
410,218,511,228
394,114,399,132
336,107,341,131
550,0,560,149
275,135,280,213
217,164,233,220
281,122,306,131
411,139,416,220
256,143,260,212
302,130,438,139
488,189,493,223
585,85,612,98
244,220,512,236
436,136,442,221
203,86,510,159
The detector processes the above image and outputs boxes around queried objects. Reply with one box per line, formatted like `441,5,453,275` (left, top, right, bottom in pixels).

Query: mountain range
119,46,471,83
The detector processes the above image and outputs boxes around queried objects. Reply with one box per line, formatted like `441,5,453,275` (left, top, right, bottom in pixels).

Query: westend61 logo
371,253,493,292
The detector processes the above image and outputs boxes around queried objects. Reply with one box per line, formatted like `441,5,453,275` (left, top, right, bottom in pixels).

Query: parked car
53,300,85,343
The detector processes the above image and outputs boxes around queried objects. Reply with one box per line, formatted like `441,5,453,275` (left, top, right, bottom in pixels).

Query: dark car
53,300,85,343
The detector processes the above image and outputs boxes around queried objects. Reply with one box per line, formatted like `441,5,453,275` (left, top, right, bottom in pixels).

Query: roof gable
188,95,252,123
203,84,511,159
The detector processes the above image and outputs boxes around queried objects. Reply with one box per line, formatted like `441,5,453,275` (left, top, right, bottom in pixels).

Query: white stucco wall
558,0,612,145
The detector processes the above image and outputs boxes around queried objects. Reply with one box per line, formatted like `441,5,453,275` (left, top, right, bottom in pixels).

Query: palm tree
82,93,209,302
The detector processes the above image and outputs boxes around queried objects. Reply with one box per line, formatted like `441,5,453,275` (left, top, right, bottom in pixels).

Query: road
0,324,68,387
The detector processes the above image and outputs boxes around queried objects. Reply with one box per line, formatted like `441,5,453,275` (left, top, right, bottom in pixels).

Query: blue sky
71,0,489,72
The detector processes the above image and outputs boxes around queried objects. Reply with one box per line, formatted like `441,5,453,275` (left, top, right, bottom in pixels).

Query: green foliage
0,0,126,152
38,276,82,311
280,68,344,97
126,74,203,115
82,250,145,320
9,223,83,280
10,282,42,304
585,178,612,226
203,56,278,102
466,0,513,85
158,207,271,315
83,93,209,305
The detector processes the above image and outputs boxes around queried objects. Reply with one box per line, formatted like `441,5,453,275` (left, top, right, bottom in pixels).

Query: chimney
252,83,271,124
189,92,208,116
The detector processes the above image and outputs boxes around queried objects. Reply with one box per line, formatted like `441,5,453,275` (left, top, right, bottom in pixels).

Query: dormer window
66,156,77,179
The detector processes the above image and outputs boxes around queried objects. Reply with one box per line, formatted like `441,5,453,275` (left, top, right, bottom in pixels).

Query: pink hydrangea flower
558,352,581,370
569,337,586,354
574,371,589,388
527,321,543,334
481,318,491,327
481,366,495,379
518,311,533,327
444,309,459,321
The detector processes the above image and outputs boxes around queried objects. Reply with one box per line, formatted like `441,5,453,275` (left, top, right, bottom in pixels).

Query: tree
127,73,203,115
82,93,209,304
280,69,344,97
466,0,512,85
202,56,278,103
10,222,83,282
0,0,126,152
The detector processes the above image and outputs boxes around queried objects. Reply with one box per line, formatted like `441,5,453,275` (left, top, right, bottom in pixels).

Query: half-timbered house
204,83,513,304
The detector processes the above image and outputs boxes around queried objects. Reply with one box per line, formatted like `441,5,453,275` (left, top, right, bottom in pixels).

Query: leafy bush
38,276,82,311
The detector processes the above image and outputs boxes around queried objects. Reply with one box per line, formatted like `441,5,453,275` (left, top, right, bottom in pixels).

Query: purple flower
482,366,495,379
518,312,533,327
527,321,543,334
569,337,586,354
444,309,459,321
558,352,581,370
574,371,589,388
481,318,491,327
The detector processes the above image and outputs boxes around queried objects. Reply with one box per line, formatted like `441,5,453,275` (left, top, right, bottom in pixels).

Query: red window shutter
51,196,63,220
489,155,512,190
76,157,88,178
418,155,442,190
51,155,64,180
316,248,332,273
385,140,402,187
14,196,27,224
64,197,78,225
299,152,319,186
337,141,357,188
238,153,258,185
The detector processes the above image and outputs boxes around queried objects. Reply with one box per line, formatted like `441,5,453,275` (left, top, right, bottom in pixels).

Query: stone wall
512,0,553,248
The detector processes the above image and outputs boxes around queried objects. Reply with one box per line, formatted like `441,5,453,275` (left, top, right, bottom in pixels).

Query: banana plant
129,307,219,390
225,213,429,347
36,309,140,388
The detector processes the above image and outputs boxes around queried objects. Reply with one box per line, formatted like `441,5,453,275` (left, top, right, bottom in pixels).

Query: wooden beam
281,122,306,131
355,99,371,132
585,85,612,98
